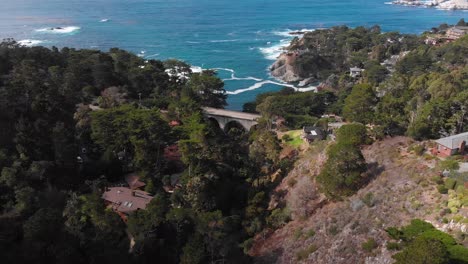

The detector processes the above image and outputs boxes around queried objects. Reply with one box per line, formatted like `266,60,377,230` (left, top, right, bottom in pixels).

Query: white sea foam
186,41,201,44
272,28,315,37
99,18,109,22
144,53,160,58
226,80,317,95
18,39,44,47
36,26,80,34
259,42,288,60
213,68,263,82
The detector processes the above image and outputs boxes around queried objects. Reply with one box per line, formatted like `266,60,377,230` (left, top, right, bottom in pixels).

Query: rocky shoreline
391,0,468,10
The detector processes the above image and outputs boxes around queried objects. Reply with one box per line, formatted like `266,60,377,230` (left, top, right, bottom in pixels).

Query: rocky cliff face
249,137,467,263
270,52,303,82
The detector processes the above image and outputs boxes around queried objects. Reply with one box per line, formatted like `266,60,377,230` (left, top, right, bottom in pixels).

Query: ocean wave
99,18,109,22
258,41,289,60
226,80,317,95
18,39,44,47
272,28,315,37
186,41,201,44
213,68,263,82
144,53,160,58
209,39,240,43
36,26,80,34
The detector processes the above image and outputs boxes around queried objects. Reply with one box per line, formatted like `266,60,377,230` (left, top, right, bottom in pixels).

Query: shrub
282,134,292,142
412,144,425,156
431,175,443,184
387,242,402,251
440,159,460,171
361,192,375,207
296,245,318,261
362,238,378,253
437,185,448,194
328,225,340,236
287,178,297,187
444,178,457,190
306,229,316,238
294,228,303,240
267,208,291,229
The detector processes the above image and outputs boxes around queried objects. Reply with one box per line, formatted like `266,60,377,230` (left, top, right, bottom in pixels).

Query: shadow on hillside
254,248,283,264
365,162,385,183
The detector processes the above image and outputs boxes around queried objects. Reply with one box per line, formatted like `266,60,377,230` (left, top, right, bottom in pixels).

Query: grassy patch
282,130,304,148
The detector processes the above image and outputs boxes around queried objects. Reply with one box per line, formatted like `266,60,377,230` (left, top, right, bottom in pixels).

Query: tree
335,123,369,145
187,70,227,108
342,83,377,124
317,142,367,199
91,105,171,173
393,237,449,264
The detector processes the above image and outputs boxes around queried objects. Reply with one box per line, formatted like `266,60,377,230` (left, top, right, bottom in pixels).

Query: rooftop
435,132,468,149
102,187,153,214
125,173,146,190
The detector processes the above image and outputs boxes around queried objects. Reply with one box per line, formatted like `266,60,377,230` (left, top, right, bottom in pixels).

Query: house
125,173,146,190
433,132,468,157
424,37,439,46
102,187,153,220
302,126,326,143
349,67,364,78
446,26,468,40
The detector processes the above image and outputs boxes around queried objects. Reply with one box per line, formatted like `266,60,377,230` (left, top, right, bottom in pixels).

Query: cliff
268,26,420,84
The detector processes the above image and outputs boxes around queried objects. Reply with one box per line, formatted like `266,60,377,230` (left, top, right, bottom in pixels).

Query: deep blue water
0,0,466,109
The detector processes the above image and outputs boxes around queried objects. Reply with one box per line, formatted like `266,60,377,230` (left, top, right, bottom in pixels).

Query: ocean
0,0,466,110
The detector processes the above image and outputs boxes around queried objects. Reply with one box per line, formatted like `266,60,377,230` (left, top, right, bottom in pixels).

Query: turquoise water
0,0,466,109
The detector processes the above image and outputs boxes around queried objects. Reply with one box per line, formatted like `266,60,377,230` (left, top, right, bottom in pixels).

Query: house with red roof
102,187,153,221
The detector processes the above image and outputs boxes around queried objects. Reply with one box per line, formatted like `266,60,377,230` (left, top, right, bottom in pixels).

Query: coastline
391,0,468,10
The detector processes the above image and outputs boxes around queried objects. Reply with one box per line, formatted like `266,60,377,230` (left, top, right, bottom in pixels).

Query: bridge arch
202,107,261,132
224,120,246,134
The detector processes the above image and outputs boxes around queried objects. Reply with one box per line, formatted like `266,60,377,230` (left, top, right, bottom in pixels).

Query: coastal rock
392,0,468,10
298,77,316,87
270,53,303,82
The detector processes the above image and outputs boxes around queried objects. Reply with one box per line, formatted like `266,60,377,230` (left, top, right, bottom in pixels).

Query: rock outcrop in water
392,0,468,10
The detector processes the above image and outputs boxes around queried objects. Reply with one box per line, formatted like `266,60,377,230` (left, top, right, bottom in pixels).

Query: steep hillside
250,137,467,263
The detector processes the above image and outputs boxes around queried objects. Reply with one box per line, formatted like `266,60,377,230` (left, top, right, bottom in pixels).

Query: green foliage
336,123,369,145
362,238,378,252
387,242,402,251
444,178,457,190
388,219,468,264
393,237,449,264
317,142,367,199
440,159,460,172
342,83,377,124
266,208,291,228
91,104,171,173
438,185,449,194
254,91,336,129
361,192,375,207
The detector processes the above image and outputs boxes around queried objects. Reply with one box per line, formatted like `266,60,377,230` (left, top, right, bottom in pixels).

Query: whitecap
259,42,289,60
36,26,80,34
272,28,315,37
186,41,201,44
18,39,44,47
99,18,109,22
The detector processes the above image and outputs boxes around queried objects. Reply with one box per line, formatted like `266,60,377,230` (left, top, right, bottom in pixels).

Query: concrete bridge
202,107,261,132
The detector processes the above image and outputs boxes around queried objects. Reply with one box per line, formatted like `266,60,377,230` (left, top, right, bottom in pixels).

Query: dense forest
0,39,290,263
0,19,467,264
